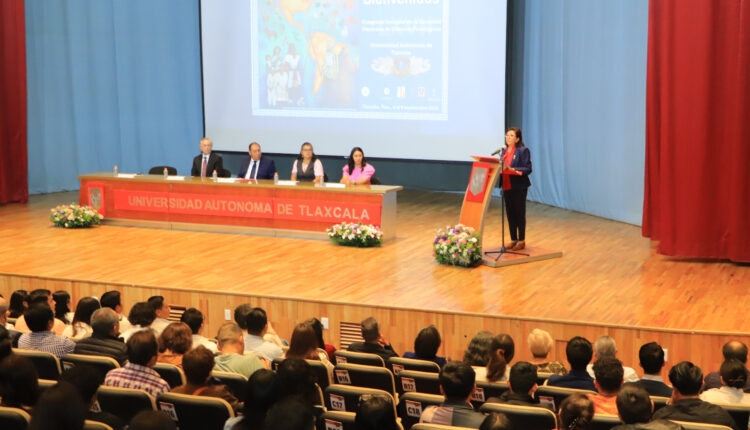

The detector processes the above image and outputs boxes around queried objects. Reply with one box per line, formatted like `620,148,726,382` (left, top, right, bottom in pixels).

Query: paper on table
216,178,238,183
116,174,137,178
321,183,346,188
166,176,186,181
276,180,298,186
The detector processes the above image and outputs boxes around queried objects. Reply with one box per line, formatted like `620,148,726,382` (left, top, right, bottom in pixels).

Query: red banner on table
112,190,381,225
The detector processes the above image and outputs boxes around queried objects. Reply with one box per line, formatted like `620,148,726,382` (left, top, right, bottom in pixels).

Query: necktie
201,156,208,178
250,161,257,179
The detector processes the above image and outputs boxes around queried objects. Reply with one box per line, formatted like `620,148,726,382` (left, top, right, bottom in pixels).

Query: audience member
700,359,750,405
527,328,567,375
285,321,334,379
17,303,75,357
0,354,39,410
0,296,15,329
547,336,596,391
612,384,682,430
587,336,639,382
419,361,486,427
171,346,240,411
491,361,549,409
28,382,86,430
157,322,192,368
180,307,218,354
652,361,738,430
243,307,283,361
214,322,265,378
263,398,315,430
121,301,157,342
234,304,253,330
0,325,12,362
558,393,594,430
147,295,171,336
128,411,177,430
61,364,125,430
347,317,398,361
403,325,447,368
590,356,625,415
225,369,277,430
476,333,514,382
355,395,399,430
13,289,66,335
52,290,73,324
8,289,28,318
704,341,750,392
74,307,128,365
275,357,320,407
308,317,336,362
625,342,673,397
100,290,133,333
62,296,100,340
463,331,494,367
479,413,513,430
103,330,171,398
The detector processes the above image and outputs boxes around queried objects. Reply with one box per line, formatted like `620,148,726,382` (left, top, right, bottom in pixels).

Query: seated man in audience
103,330,171,398
420,361,486,428
17,303,75,357
13,288,66,335
180,308,218,354
74,307,128,365
171,345,240,411
61,364,126,430
546,336,596,391
244,307,283,361
611,384,681,430
587,336,639,383
100,290,133,334
347,317,398,361
704,341,750,392
214,322,266,378
235,304,284,347
590,356,624,415
121,301,157,342
625,342,672,397
490,361,551,410
652,361,738,430
0,296,14,329
147,295,171,336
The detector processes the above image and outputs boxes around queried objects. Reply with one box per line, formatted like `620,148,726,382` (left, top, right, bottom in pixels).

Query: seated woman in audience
171,346,240,412
290,142,324,183
700,359,750,405
8,289,28,318
307,317,336,362
284,321,334,379
0,354,40,411
53,290,73,324
355,395,399,430
463,331,493,375
121,301,157,342
28,382,87,430
62,296,100,340
225,368,277,430
403,325,447,367
340,146,375,185
527,328,567,375
475,333,514,382
157,322,193,368
558,393,594,430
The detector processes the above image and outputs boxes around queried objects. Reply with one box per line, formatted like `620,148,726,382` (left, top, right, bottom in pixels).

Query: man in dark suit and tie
237,142,277,180
191,138,224,177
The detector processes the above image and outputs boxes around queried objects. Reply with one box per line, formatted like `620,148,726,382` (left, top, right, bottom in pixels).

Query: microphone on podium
491,148,503,156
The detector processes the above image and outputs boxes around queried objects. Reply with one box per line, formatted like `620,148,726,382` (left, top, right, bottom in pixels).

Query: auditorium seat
306,359,332,389
316,410,357,430
325,384,396,415
83,420,114,430
670,422,732,430
157,392,234,430
14,348,62,380
0,406,30,430
212,370,248,402
535,385,597,411
537,372,553,385
152,363,186,388
591,413,621,430
397,392,443,430
38,378,57,392
412,424,474,430
480,402,557,430
334,350,385,367
60,353,119,376
388,357,440,374
334,363,396,397
715,403,750,430
471,380,510,408
651,395,670,412
96,386,156,423
396,370,441,395
148,166,177,175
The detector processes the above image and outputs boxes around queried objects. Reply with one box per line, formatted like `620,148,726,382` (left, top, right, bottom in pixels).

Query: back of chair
591,413,621,430
334,350,385,367
397,392,444,430
334,363,396,396
37,378,57,393
316,410,357,430
96,386,156,423
412,424,475,430
396,370,441,395
306,359,332,390
389,357,440,374
537,372,554,385
83,420,114,430
325,384,396,414
211,370,248,403
60,354,120,376
480,402,557,430
158,392,234,430
651,396,670,412
149,166,177,175
14,348,62,380
716,403,750,430
670,421,733,430
535,385,597,411
471,380,510,408
0,406,31,430
152,363,186,388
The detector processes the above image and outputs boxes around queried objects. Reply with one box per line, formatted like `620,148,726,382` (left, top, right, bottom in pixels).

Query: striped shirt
17,331,76,358
104,363,171,398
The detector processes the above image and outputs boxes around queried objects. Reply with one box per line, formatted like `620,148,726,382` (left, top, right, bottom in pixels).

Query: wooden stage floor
2,190,749,334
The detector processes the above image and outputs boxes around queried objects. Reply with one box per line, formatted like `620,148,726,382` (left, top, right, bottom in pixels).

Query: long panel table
78,173,402,240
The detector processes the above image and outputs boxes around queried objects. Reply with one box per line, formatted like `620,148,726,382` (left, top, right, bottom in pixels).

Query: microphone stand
485,157,530,261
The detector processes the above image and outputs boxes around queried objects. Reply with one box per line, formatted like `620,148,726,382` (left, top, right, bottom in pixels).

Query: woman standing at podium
291,142,325,183
499,127,532,250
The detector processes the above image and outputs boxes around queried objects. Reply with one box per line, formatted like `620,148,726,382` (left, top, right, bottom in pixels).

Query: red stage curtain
643,0,750,262
0,0,28,204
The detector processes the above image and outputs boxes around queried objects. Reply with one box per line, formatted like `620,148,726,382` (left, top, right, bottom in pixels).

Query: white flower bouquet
433,224,482,267
50,204,103,228
327,222,383,247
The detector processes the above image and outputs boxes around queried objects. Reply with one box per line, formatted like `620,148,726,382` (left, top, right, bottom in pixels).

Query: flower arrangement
50,204,103,228
433,224,482,267
327,222,383,247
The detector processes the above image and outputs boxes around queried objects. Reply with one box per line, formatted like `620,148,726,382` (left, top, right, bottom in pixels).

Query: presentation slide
202,0,506,161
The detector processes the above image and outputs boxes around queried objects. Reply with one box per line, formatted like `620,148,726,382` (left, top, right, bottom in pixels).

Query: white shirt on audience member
151,318,170,336
700,386,750,405
244,333,283,361
192,334,219,354
62,322,93,340
587,363,640,383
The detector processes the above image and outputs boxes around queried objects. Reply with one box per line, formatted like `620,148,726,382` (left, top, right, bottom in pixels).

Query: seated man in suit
625,342,673,397
612,384,682,430
191,137,224,178
490,361,552,410
238,142,277,180
546,336,597,391
347,317,398,361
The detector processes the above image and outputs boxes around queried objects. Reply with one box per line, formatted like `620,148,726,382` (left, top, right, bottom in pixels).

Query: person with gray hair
74,308,128,365
213,322,266,378
586,336,639,383
347,316,398,361
527,329,567,375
